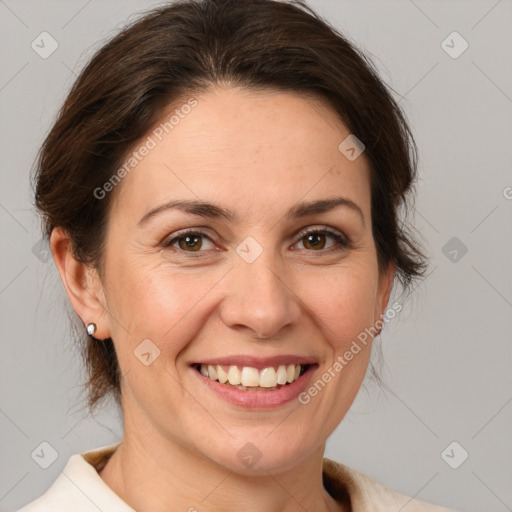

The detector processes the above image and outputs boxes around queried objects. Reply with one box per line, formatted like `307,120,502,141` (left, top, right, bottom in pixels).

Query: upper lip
192,355,317,368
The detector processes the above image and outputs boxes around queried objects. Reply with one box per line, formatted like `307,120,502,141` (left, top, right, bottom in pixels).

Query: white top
17,443,455,511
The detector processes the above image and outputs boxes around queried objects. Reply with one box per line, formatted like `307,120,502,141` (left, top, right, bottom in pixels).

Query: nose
219,252,301,340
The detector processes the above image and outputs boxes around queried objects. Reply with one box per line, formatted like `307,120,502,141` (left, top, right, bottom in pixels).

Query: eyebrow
137,196,365,227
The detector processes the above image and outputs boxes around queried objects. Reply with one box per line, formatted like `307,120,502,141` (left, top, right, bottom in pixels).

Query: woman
19,0,455,510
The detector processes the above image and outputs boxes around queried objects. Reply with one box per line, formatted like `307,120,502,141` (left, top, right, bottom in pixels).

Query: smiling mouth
193,363,311,391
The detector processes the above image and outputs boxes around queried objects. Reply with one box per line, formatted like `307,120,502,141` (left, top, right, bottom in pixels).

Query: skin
51,86,395,512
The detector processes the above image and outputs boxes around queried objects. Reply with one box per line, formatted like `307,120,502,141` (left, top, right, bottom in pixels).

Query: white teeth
217,365,228,383
259,367,277,387
227,365,241,385
276,365,288,385
207,365,217,380
241,367,260,386
286,364,295,383
198,363,307,389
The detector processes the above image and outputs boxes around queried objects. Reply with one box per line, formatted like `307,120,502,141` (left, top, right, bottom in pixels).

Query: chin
200,429,320,476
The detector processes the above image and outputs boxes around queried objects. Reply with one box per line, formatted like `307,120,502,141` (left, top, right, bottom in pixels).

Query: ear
49,227,111,340
375,261,396,323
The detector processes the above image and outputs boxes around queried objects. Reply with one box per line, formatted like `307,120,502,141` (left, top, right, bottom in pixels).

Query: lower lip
192,365,317,409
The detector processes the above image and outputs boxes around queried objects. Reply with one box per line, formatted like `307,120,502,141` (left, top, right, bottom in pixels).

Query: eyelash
161,226,350,257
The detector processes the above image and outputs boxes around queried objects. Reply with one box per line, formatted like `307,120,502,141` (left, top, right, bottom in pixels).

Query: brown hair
33,0,427,414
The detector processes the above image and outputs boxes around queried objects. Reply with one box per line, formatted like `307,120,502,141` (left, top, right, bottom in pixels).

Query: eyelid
294,224,347,242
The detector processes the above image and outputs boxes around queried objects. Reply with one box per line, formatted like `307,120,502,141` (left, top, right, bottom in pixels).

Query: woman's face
96,86,394,473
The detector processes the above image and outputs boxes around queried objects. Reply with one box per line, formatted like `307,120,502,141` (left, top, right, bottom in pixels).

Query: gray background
1,1,511,511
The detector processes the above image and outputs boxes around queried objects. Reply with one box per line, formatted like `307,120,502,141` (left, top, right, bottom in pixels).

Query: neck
98,428,348,512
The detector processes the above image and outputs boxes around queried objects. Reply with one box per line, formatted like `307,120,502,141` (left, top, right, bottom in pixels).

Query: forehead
111,86,371,222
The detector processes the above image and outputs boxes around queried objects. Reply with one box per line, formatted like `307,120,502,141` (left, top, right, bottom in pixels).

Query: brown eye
295,228,348,252
177,234,203,251
303,232,327,250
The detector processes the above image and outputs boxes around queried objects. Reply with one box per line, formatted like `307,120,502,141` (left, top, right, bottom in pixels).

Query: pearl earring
86,323,97,336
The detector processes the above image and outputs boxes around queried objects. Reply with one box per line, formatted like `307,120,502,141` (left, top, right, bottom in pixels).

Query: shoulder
323,458,457,512
16,453,98,511
17,444,132,512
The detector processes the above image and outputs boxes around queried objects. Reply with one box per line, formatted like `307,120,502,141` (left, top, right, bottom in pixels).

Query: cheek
106,257,227,353
298,262,380,349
